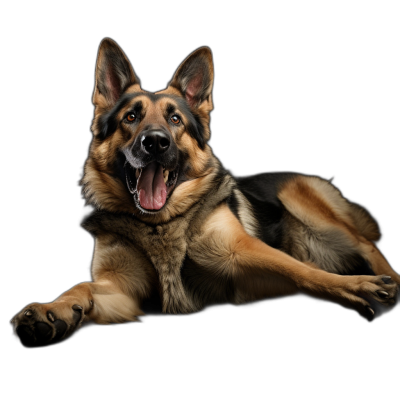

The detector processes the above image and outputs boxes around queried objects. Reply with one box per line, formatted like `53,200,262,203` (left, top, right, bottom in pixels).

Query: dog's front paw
11,301,87,346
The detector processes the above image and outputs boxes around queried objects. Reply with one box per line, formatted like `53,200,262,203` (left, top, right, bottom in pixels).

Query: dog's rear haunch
12,38,399,346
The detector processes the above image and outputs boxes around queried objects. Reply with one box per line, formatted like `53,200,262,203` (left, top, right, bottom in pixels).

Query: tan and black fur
12,38,400,346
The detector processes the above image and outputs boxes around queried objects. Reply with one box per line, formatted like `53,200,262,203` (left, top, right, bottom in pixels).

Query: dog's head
81,38,218,222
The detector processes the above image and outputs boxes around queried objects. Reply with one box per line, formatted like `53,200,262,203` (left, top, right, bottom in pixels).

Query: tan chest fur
131,216,196,313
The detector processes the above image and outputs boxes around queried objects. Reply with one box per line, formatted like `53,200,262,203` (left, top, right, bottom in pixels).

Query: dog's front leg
11,279,143,346
12,233,155,346
197,204,398,319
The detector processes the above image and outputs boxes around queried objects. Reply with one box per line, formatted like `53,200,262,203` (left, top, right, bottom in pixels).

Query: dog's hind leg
277,174,400,283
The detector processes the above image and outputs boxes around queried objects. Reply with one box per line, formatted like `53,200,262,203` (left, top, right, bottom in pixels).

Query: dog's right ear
93,38,140,108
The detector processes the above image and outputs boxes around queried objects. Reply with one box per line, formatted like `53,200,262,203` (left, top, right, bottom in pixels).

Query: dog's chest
133,219,197,313
82,176,234,314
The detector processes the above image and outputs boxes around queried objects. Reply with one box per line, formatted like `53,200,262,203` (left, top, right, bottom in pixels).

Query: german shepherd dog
12,38,400,346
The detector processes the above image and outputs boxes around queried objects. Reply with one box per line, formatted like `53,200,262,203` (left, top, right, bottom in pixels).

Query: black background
2,6,400,397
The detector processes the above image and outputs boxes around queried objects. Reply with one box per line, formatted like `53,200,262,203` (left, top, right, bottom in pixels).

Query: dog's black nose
141,131,170,155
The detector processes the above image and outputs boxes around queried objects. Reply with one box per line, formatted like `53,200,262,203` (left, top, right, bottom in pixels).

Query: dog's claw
71,304,83,325
376,290,389,298
24,310,33,317
365,306,375,320
47,311,55,322
382,276,392,284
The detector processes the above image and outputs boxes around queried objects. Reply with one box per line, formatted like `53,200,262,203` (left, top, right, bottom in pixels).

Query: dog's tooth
135,169,140,179
163,169,169,183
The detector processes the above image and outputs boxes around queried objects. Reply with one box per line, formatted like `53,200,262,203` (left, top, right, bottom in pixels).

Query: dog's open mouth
125,161,179,212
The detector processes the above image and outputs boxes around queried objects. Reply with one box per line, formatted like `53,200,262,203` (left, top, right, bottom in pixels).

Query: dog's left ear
93,38,140,108
168,47,214,109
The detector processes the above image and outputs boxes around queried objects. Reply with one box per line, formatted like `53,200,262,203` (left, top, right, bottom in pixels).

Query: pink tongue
137,162,167,210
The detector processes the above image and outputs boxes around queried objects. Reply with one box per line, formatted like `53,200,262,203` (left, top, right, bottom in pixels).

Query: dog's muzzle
122,129,179,212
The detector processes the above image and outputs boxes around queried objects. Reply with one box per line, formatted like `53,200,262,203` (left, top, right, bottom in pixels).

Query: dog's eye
170,115,181,125
126,113,136,123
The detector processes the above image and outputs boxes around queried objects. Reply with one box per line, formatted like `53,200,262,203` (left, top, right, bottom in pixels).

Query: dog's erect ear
93,38,140,108
168,47,214,109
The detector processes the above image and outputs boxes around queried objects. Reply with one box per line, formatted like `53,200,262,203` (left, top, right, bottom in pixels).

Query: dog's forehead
121,89,182,111
117,88,190,120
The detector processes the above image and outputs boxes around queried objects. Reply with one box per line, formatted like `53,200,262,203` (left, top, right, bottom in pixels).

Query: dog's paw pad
53,320,68,341
34,322,52,342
